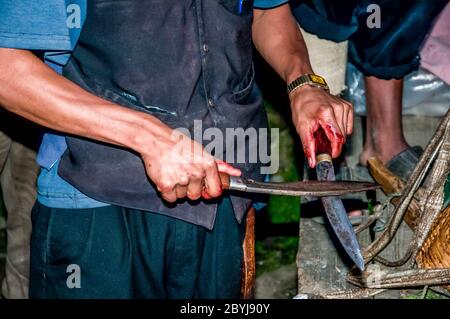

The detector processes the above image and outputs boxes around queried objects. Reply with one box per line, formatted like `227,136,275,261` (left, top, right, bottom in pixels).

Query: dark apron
58,0,268,230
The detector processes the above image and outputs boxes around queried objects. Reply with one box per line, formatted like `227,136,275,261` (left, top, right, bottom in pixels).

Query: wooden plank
296,209,371,297
367,158,422,229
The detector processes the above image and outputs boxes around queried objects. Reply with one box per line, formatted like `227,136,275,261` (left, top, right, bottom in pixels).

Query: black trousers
29,198,245,298
292,0,448,79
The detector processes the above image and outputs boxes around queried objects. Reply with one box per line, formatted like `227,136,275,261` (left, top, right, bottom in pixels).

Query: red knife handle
219,172,231,190
315,126,332,157
202,173,230,197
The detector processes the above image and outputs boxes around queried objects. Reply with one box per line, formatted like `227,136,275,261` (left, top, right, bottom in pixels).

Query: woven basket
416,205,450,291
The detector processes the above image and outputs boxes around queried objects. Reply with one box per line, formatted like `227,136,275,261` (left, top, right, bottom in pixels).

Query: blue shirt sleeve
0,0,86,169
254,0,289,9
0,0,86,66
0,0,69,50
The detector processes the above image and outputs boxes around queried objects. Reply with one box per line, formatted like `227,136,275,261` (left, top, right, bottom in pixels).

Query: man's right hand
139,128,241,203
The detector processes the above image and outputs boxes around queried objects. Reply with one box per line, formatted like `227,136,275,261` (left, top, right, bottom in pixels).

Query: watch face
310,74,327,86
288,74,329,94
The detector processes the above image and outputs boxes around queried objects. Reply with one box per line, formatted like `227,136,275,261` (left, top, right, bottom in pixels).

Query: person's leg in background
359,77,407,165
0,108,41,299
0,132,39,299
349,0,448,178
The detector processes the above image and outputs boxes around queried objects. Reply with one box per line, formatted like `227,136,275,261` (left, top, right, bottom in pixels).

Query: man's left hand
289,85,353,168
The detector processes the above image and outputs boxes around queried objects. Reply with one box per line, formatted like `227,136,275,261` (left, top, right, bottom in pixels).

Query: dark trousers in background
30,197,245,298
292,0,448,79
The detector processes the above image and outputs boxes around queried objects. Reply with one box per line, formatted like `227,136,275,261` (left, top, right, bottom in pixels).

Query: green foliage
265,101,301,224
255,237,299,276
402,289,448,299
367,199,374,215
255,101,302,276
267,196,300,224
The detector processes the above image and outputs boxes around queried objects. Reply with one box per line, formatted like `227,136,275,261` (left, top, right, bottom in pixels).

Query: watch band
287,74,330,95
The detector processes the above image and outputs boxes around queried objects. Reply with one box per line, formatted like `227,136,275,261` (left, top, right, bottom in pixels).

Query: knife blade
218,174,379,197
314,127,365,271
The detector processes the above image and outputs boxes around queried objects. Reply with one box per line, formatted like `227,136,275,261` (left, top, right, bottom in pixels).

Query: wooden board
296,209,372,296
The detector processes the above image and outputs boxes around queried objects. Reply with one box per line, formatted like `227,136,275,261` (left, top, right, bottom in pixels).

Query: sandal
336,146,423,183
386,146,423,181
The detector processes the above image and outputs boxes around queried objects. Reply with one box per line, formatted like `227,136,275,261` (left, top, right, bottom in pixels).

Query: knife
218,174,379,197
314,127,365,271
217,164,370,270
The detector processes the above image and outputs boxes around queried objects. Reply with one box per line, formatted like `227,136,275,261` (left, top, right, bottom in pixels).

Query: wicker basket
416,205,450,291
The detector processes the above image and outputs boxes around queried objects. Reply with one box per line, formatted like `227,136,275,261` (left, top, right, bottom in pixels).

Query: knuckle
191,170,206,180
343,102,351,110
177,191,187,199
318,105,332,116
331,102,344,111
158,181,174,193
208,188,221,198
187,191,201,200
294,119,309,133
178,176,189,186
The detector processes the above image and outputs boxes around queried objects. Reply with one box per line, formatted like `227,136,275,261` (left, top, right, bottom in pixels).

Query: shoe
385,146,423,181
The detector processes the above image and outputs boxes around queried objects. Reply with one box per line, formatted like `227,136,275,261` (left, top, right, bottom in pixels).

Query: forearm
252,5,353,165
252,4,313,84
0,48,240,201
0,48,170,155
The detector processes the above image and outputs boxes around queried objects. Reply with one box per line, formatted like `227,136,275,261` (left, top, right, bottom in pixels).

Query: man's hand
289,85,353,167
139,129,241,203
252,4,354,168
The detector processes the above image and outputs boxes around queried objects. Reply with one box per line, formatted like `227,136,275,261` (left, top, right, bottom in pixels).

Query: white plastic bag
345,63,450,117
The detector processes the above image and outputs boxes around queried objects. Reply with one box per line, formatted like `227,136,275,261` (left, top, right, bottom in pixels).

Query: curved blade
316,160,365,271
231,178,379,197
321,196,365,270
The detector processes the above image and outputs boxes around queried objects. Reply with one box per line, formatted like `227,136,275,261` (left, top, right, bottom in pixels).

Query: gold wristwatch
287,74,329,95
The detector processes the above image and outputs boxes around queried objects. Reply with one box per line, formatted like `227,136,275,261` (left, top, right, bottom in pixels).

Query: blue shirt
0,0,287,209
